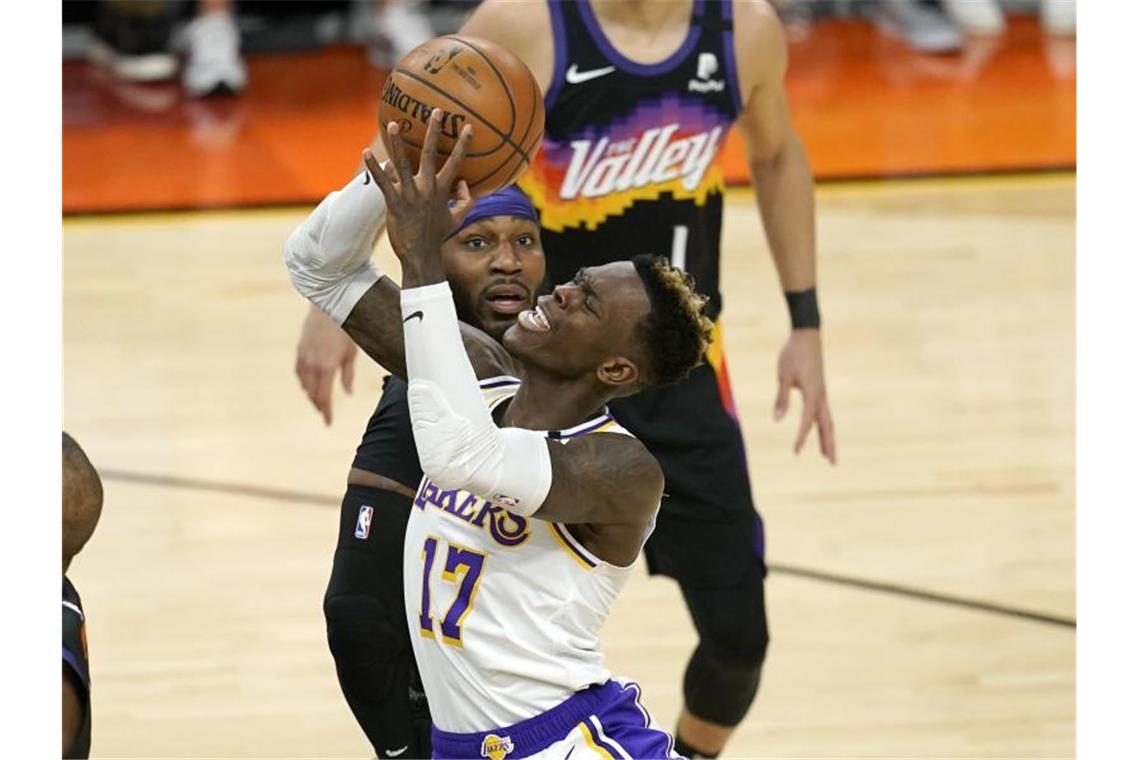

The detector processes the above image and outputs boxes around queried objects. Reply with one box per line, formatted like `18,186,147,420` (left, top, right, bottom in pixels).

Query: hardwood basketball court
63,173,1074,757
61,8,1075,757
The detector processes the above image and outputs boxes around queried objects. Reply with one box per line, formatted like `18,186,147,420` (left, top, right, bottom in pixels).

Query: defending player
459,2,837,756
296,4,835,755
314,180,546,758
286,110,711,758
63,432,103,759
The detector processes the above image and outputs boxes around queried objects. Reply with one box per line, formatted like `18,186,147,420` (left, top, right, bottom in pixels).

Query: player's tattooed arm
343,108,517,380
536,433,664,566
341,277,514,380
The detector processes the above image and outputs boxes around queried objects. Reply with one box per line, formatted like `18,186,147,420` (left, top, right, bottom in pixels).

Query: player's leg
324,484,428,757
644,513,769,759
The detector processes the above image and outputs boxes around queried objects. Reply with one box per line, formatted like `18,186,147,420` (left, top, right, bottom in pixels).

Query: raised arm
283,122,511,380
366,112,662,566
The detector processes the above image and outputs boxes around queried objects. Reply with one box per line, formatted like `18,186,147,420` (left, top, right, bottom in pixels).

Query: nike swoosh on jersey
403,310,424,323
384,747,408,757
565,64,616,85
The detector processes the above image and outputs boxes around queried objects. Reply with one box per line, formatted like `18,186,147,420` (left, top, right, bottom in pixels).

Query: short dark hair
631,255,714,389
63,432,103,564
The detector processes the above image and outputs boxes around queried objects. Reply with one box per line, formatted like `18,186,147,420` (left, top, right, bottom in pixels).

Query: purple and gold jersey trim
548,523,599,570
549,413,620,440
480,376,523,390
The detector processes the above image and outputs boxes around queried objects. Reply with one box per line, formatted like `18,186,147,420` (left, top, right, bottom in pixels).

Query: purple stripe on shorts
585,715,630,759
431,679,681,759
597,680,680,759
431,680,620,759
752,512,766,561
63,647,88,686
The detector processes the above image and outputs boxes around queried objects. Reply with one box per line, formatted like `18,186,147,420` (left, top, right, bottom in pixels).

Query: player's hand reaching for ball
363,108,474,288
773,329,837,465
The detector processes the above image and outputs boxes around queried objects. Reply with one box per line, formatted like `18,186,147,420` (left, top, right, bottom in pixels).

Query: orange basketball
377,35,545,197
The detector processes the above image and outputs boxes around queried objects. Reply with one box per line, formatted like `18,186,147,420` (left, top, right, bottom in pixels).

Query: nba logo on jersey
355,505,374,540
480,734,514,760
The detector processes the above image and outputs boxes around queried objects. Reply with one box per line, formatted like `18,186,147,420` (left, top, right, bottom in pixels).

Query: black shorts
644,507,766,587
609,359,755,522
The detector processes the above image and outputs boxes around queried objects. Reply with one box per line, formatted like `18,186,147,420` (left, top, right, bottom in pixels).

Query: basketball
377,35,545,197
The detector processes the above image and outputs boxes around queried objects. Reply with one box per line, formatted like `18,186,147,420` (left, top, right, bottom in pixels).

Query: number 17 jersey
403,377,645,733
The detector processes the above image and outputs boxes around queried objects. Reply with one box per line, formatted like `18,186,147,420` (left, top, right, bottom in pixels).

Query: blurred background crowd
64,0,1074,101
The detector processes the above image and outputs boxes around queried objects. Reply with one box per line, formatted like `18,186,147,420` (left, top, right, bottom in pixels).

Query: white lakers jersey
404,376,648,733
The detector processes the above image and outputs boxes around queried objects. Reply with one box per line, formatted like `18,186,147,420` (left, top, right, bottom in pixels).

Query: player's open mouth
517,304,552,332
485,284,530,315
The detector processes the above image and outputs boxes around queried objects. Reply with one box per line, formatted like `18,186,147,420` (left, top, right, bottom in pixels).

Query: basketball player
296,2,836,756
286,110,712,758
313,179,546,758
63,432,103,760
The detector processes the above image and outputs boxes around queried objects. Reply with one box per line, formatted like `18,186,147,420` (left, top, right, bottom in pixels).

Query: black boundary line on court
62,165,1076,219
101,468,1076,630
767,563,1075,629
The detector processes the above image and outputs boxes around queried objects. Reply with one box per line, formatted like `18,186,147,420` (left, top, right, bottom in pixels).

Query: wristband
784,287,821,329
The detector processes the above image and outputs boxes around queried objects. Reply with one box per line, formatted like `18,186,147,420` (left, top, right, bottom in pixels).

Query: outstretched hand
363,108,474,287
295,305,358,426
773,329,837,464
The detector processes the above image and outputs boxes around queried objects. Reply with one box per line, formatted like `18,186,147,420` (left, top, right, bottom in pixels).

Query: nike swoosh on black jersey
565,64,616,84
403,310,424,323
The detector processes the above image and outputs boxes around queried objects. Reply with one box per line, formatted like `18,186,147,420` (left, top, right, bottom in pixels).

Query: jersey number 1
419,537,486,646
670,225,689,272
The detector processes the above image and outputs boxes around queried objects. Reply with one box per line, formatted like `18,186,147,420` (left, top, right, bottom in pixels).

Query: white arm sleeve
401,283,553,515
283,171,387,324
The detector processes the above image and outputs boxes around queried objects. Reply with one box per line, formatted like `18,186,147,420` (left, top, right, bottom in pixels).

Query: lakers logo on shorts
480,733,514,760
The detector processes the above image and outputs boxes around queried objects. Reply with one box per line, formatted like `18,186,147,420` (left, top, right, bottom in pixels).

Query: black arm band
784,287,821,329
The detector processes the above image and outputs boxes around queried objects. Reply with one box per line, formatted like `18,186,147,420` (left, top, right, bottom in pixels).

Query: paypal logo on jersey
560,124,724,199
689,52,726,94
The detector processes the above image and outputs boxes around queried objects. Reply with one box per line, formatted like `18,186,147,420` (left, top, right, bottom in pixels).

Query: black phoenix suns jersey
520,0,744,322
521,0,759,520
63,576,92,759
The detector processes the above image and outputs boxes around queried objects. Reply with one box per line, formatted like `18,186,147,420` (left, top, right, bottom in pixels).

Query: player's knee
324,594,407,692
699,596,770,668
682,591,769,726
683,642,763,726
